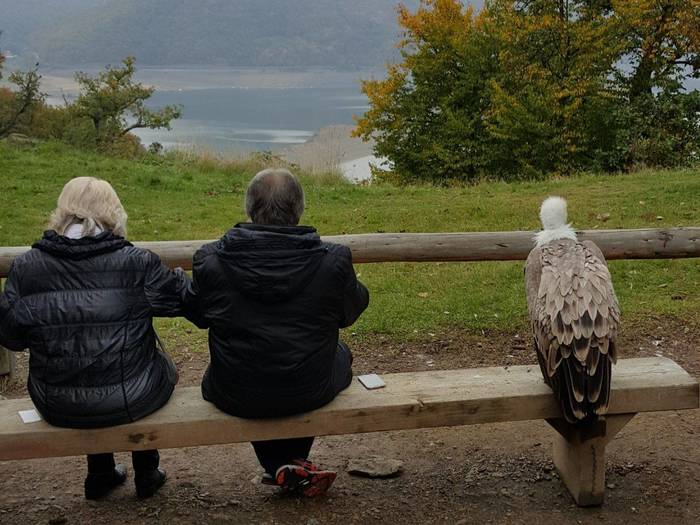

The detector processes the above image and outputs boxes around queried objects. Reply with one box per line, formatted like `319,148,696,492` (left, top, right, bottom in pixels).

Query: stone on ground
347,456,403,478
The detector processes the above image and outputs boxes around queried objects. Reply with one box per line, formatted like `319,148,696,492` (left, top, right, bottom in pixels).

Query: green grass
1,141,699,343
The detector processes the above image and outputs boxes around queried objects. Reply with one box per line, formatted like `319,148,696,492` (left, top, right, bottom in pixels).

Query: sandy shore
282,125,381,181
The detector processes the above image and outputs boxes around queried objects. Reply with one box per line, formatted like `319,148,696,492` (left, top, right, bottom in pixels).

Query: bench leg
0,347,15,378
546,414,636,507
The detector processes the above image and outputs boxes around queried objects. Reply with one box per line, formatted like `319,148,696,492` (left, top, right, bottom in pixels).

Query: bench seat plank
0,357,697,461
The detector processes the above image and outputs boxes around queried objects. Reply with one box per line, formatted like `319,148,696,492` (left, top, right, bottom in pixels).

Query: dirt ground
1,316,698,525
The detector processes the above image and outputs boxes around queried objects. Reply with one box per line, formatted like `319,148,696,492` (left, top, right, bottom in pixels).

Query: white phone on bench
358,374,386,390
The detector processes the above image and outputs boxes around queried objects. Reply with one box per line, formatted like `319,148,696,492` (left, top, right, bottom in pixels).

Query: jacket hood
33,230,132,260
216,223,328,302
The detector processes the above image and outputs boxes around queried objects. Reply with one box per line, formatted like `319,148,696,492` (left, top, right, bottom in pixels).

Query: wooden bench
2,229,699,505
1,357,697,506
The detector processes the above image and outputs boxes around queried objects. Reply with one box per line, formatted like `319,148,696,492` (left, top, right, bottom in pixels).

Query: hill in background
1,0,426,68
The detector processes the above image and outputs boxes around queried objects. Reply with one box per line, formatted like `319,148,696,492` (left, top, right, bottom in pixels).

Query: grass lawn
1,141,699,348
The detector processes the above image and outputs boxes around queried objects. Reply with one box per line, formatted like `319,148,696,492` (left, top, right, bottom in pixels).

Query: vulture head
535,196,577,247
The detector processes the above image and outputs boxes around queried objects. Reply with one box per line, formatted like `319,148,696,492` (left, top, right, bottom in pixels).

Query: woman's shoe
84,464,128,500
135,468,167,499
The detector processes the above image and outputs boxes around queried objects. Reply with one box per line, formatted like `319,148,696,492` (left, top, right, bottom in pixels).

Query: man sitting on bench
186,168,369,497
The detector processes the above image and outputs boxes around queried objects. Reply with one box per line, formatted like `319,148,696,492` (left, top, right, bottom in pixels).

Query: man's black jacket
187,223,369,418
0,231,187,428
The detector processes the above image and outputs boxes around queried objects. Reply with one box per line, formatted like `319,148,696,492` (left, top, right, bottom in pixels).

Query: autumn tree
356,0,700,182
485,1,624,175
0,65,44,139
0,31,45,139
71,57,181,148
354,0,500,183
611,0,700,167
613,0,699,98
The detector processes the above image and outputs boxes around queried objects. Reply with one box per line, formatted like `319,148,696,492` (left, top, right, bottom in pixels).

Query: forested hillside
0,0,426,67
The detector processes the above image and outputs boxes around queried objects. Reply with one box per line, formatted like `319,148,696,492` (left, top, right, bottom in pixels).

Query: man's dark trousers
252,343,353,475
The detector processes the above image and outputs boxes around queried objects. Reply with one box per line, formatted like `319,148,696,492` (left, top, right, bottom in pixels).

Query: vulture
524,197,620,424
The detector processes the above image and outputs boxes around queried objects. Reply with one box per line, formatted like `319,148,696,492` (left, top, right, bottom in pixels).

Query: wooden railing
1,227,699,278
1,227,699,376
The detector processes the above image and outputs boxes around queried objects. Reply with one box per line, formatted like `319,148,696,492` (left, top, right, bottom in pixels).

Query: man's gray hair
245,168,305,225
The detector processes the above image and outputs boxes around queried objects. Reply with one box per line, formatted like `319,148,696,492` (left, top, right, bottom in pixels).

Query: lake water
133,85,370,153
41,67,380,180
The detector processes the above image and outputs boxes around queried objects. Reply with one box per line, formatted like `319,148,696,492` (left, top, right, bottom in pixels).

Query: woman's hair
48,177,128,237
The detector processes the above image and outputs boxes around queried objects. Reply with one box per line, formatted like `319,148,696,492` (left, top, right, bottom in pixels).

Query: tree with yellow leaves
612,1,700,167
354,0,501,183
614,0,699,98
485,0,624,175
355,0,700,182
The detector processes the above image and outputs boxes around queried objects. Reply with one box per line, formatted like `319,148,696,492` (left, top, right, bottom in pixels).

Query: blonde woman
0,177,190,500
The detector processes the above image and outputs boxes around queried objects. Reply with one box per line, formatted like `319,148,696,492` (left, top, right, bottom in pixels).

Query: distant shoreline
38,67,380,182
39,66,384,95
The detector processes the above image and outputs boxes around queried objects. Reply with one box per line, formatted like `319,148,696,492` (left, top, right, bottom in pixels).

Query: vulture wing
525,239,620,423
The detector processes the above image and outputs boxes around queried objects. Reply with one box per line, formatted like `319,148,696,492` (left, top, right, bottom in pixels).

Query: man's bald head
245,168,305,226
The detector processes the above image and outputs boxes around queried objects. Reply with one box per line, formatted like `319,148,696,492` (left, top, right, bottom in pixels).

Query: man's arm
180,248,210,329
339,249,369,328
144,251,193,318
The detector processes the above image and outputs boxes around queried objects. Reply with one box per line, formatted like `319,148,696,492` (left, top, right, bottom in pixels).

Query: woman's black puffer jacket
0,230,189,429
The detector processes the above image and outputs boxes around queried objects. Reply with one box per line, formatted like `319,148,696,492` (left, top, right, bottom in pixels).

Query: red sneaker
275,459,337,497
